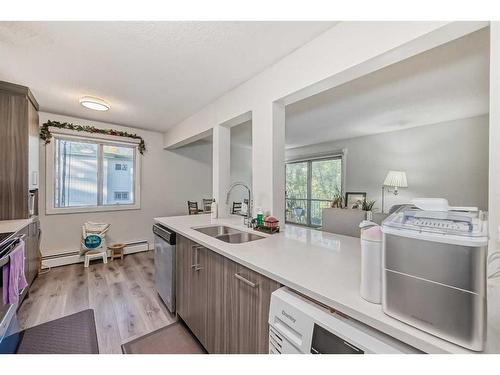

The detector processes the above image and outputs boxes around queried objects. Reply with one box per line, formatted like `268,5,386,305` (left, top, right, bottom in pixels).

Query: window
47,134,140,214
285,156,342,227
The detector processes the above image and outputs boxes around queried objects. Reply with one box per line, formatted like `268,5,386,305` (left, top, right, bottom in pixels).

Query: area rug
16,309,99,354
121,321,206,354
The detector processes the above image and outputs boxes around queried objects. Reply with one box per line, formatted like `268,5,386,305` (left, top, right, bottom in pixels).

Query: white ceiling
285,28,490,149
0,21,334,132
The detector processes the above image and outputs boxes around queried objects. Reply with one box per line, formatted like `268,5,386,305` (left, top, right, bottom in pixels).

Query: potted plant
362,199,376,221
330,186,344,208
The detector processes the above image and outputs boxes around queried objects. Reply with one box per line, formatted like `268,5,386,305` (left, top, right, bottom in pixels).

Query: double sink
193,225,264,244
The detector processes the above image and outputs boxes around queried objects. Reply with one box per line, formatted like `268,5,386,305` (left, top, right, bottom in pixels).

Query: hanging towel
2,240,28,305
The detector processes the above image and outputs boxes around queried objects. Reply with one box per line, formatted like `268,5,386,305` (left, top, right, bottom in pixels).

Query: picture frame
345,192,366,209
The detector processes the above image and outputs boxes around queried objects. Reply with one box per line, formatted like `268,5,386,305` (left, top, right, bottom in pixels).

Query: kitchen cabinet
26,220,41,286
0,80,39,220
205,248,225,353
176,236,209,347
175,235,188,318
176,235,280,354
19,221,40,287
190,243,208,345
176,236,200,338
223,259,281,354
12,220,41,304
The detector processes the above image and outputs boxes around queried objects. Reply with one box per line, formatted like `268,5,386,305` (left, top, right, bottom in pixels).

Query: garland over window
40,120,146,154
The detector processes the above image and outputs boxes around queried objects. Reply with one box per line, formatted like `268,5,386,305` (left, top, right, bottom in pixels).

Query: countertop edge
0,218,34,235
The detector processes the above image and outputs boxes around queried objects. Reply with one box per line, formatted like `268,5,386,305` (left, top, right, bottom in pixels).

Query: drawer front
384,233,486,293
383,269,485,351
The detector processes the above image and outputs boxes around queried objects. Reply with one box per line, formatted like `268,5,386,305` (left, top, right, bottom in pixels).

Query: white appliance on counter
268,287,419,354
359,220,383,304
381,200,488,351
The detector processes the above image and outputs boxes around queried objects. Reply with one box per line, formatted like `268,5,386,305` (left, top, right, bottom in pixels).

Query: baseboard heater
41,240,151,269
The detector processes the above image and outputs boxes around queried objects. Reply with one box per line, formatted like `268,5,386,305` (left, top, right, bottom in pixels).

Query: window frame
45,130,141,215
285,151,346,227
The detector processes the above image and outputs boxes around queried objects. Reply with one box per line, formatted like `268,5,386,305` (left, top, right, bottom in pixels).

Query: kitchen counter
154,214,500,354
0,218,33,235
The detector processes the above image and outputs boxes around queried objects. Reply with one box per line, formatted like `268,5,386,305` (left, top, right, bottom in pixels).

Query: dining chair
202,198,213,213
187,201,201,215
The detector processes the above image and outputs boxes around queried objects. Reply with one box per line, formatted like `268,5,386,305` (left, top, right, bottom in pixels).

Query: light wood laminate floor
17,251,176,354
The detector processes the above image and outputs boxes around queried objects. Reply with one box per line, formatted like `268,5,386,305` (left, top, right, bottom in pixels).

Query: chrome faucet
226,182,252,227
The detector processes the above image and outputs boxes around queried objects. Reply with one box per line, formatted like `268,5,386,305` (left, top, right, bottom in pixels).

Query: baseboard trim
123,241,149,255
41,241,151,269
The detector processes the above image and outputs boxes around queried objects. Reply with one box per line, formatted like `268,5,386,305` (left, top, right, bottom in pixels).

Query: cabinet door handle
191,248,196,268
191,245,203,268
234,273,258,288
194,266,203,272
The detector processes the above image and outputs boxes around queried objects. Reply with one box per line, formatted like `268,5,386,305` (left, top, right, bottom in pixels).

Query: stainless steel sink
193,225,265,244
215,232,264,244
194,225,240,237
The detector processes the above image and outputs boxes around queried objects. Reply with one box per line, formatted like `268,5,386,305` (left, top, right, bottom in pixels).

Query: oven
0,232,25,353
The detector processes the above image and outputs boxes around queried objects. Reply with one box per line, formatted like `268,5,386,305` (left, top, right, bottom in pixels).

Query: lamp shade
383,170,408,188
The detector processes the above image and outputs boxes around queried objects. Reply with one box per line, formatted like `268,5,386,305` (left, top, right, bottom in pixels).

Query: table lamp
382,170,407,213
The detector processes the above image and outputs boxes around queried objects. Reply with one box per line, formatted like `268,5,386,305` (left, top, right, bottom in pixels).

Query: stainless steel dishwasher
153,223,176,313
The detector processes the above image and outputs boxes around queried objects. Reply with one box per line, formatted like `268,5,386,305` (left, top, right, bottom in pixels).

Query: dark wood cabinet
205,248,225,353
0,80,41,291
189,243,208,345
14,219,40,304
223,259,281,354
26,219,41,285
176,235,194,329
176,236,208,346
0,80,39,220
176,235,280,354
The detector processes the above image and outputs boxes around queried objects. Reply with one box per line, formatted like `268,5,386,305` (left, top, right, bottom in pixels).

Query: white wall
286,115,489,212
228,122,253,205
38,112,212,257
489,23,500,276
229,144,252,204
162,21,485,222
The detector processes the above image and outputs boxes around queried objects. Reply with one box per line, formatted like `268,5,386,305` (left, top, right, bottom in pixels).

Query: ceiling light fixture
79,96,110,111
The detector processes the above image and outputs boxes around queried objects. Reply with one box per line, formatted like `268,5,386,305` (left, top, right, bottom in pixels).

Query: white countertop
154,214,500,354
0,218,33,235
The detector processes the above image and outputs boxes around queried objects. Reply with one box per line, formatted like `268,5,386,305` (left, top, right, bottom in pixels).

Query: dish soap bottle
256,207,264,227
211,199,218,219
